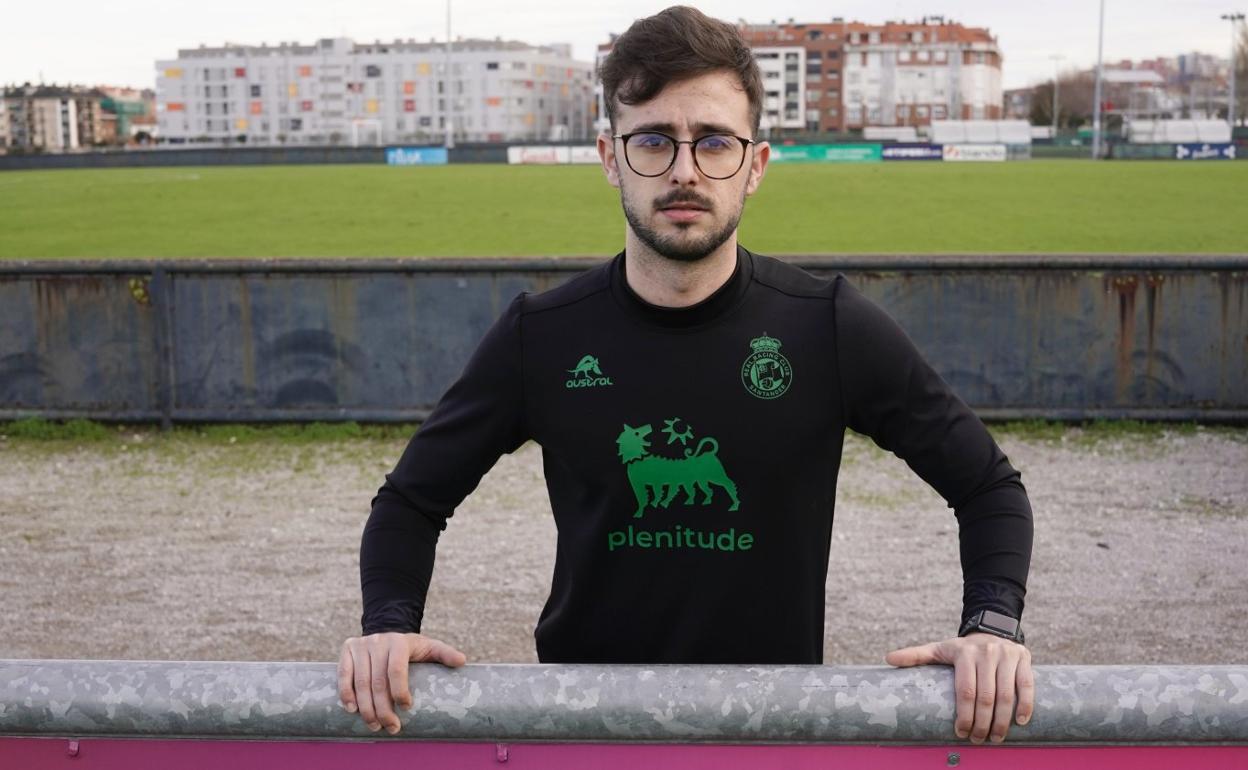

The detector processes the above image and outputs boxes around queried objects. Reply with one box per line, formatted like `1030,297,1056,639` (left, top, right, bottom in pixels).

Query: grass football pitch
1,159,1245,258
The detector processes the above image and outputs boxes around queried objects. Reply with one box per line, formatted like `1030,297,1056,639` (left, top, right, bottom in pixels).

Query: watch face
981,610,1020,635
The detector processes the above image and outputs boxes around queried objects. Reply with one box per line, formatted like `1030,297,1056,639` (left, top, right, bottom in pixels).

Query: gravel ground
1,425,1245,665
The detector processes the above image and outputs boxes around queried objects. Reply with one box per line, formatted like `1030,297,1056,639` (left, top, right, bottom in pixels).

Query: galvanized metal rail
2,660,1246,744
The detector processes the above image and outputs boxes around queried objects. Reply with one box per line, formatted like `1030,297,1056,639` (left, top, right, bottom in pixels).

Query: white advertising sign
942,144,1007,162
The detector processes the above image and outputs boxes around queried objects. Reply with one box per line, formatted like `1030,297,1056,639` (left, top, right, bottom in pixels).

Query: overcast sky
1,1,1240,91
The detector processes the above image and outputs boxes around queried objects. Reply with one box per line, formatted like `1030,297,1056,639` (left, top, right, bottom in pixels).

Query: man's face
598,70,770,263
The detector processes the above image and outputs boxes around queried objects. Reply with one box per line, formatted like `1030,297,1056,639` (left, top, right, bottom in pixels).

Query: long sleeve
833,277,1033,628
360,293,529,634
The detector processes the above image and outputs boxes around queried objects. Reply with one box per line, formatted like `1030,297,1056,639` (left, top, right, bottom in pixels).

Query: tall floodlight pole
1223,13,1246,130
444,0,455,148
1092,0,1106,159
1050,54,1065,134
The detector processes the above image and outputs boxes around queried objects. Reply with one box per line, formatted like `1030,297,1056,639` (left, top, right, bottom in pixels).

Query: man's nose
669,141,699,183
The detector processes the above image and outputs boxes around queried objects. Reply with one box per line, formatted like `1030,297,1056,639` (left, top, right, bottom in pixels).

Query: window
234,67,246,78
932,105,946,119
918,50,930,62
827,107,839,116
975,52,986,65
365,64,381,77
912,31,924,43
869,31,880,44
807,30,821,40
486,62,499,70
511,61,526,70
935,50,947,63
916,106,929,117
250,85,261,97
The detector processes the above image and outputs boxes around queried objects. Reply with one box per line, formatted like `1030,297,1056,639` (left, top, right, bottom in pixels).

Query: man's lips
657,201,710,222
659,207,706,222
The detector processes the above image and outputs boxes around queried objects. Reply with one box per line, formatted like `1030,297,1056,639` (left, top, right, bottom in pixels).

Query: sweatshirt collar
609,244,754,329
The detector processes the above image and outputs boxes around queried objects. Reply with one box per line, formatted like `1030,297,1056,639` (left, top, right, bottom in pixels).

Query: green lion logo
615,420,740,519
741,333,791,399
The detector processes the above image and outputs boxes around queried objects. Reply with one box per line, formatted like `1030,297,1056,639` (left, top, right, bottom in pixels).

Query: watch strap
959,609,1025,644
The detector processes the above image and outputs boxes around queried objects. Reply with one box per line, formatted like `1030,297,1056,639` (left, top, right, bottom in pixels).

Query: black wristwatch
959,609,1025,644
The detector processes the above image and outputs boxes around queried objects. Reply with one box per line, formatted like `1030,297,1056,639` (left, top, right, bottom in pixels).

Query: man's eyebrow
625,121,742,136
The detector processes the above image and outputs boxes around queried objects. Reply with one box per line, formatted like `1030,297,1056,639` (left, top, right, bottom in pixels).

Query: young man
339,5,1034,745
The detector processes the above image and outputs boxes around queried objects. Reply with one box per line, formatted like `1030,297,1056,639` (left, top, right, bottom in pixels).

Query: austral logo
566,354,614,389
741,333,792,399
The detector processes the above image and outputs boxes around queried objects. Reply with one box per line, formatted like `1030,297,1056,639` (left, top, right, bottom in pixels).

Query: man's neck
622,230,739,308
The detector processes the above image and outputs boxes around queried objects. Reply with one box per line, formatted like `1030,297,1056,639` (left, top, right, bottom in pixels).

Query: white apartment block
753,46,807,134
841,22,1002,127
156,37,596,145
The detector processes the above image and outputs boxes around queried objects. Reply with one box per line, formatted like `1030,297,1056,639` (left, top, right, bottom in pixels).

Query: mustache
653,192,714,211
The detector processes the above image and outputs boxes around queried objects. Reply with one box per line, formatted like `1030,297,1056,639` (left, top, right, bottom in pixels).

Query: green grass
1,160,1246,258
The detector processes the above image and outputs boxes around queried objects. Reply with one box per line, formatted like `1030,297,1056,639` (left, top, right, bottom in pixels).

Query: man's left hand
885,633,1034,744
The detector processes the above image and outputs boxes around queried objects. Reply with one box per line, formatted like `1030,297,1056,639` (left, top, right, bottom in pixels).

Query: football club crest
741,334,792,399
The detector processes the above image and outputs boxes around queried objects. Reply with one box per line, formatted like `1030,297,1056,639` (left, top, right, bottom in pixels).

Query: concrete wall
1,256,1245,423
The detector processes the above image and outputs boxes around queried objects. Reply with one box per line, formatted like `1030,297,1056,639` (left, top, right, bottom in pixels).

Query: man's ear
744,140,770,197
598,130,622,188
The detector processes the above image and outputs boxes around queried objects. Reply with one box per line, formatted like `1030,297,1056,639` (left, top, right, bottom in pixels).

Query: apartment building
594,16,1002,136
740,17,1002,134
155,37,595,145
0,84,126,151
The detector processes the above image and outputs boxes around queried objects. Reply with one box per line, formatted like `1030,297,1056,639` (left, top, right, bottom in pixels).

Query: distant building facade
595,16,1002,137
155,37,595,145
1,84,152,152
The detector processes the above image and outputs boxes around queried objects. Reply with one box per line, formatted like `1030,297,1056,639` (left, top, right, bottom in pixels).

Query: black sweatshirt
360,246,1033,664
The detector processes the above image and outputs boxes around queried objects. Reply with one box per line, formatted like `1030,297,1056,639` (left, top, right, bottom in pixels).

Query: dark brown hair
599,6,764,135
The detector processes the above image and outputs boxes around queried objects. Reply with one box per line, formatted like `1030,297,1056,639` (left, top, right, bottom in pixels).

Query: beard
620,184,746,263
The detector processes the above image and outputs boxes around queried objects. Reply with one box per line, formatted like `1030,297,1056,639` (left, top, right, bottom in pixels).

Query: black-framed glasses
613,131,755,179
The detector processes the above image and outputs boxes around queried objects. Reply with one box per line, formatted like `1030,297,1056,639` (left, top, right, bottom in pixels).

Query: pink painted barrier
3,738,1247,769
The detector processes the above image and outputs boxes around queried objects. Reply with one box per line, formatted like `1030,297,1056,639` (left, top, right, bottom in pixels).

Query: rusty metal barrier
1,255,1245,424
1,660,1246,769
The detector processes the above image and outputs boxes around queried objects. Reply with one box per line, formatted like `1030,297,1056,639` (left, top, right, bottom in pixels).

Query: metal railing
2,659,1247,743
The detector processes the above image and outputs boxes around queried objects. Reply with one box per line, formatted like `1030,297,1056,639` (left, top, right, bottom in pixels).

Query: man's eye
698,135,734,152
630,133,669,149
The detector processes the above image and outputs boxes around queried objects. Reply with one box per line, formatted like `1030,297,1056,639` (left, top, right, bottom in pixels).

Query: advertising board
507,146,600,164
384,147,449,166
881,144,944,161
942,144,1007,162
1174,143,1236,160
771,144,882,163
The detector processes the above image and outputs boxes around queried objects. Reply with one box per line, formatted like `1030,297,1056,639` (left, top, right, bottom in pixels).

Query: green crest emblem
741,333,791,399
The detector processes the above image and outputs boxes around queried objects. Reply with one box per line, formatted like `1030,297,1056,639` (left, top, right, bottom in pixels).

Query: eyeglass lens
624,133,746,179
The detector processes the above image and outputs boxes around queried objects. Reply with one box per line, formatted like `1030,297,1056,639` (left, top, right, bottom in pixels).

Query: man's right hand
338,632,468,734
